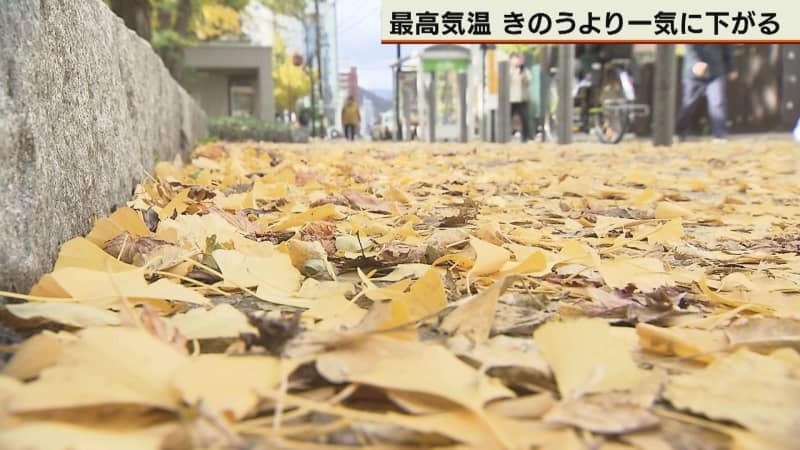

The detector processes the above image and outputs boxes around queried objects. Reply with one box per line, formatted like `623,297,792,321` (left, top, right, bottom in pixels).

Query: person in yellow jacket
341,96,361,141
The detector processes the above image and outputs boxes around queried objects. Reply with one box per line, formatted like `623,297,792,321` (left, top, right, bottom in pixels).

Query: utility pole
556,44,574,145
653,44,677,146
480,44,487,141
497,60,510,143
304,21,317,137
395,44,403,140
314,0,325,137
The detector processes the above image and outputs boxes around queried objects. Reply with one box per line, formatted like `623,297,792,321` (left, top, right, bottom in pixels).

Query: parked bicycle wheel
592,70,629,144
593,103,628,144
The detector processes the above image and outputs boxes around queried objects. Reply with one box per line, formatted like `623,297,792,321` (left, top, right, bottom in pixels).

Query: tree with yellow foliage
194,3,242,41
107,0,249,77
272,33,312,113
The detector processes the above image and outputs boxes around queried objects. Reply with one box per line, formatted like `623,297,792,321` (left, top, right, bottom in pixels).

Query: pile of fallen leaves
1,140,799,449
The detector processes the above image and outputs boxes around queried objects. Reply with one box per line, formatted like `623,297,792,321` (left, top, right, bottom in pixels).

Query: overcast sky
335,0,408,92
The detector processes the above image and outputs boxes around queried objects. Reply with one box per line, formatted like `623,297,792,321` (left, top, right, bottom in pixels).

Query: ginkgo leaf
636,323,728,364
654,201,691,219
169,304,256,340
432,253,474,270
53,237,137,273
159,211,242,249
485,392,556,419
664,349,800,440
158,188,191,220
645,219,685,245
0,422,165,450
271,204,342,231
86,207,153,247
7,327,187,412
30,267,208,307
599,257,673,292
499,250,547,275
303,294,367,329
315,335,513,411
385,185,411,204
398,268,447,320
594,216,639,238
3,331,76,380
440,276,519,344
725,317,800,350
469,237,510,277
5,303,120,328
534,318,650,399
372,264,432,282
554,240,600,268
543,393,660,434
632,188,659,205
172,354,284,420
448,334,551,376
212,249,302,293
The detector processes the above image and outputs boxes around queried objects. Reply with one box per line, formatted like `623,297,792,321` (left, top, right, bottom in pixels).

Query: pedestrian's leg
675,77,706,138
519,102,531,141
510,102,521,138
706,76,728,138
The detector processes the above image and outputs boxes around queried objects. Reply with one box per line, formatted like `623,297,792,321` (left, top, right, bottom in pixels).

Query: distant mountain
368,88,393,101
359,87,392,114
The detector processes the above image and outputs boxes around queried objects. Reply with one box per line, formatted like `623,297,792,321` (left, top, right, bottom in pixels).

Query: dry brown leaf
343,190,393,213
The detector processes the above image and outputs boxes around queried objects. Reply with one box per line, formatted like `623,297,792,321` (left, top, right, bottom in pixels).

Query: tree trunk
110,0,152,42
174,0,194,36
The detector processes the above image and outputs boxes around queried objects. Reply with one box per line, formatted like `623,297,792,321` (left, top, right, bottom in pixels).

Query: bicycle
543,57,650,144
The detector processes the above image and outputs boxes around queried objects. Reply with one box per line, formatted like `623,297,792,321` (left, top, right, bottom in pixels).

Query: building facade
183,43,274,121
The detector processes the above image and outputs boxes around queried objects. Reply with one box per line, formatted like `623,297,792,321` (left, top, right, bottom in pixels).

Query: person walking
509,52,532,142
676,44,738,140
341,96,361,141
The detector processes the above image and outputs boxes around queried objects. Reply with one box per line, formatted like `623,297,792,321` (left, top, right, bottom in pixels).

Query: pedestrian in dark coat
676,45,738,140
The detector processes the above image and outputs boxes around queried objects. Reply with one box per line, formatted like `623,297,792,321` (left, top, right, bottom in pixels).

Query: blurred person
676,45,738,140
794,116,800,142
341,96,361,141
509,52,532,142
409,113,419,140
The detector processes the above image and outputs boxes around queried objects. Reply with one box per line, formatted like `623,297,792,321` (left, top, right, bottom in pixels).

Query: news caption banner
380,0,799,43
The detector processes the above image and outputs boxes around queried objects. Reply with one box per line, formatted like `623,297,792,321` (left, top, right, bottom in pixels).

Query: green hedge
207,116,293,142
